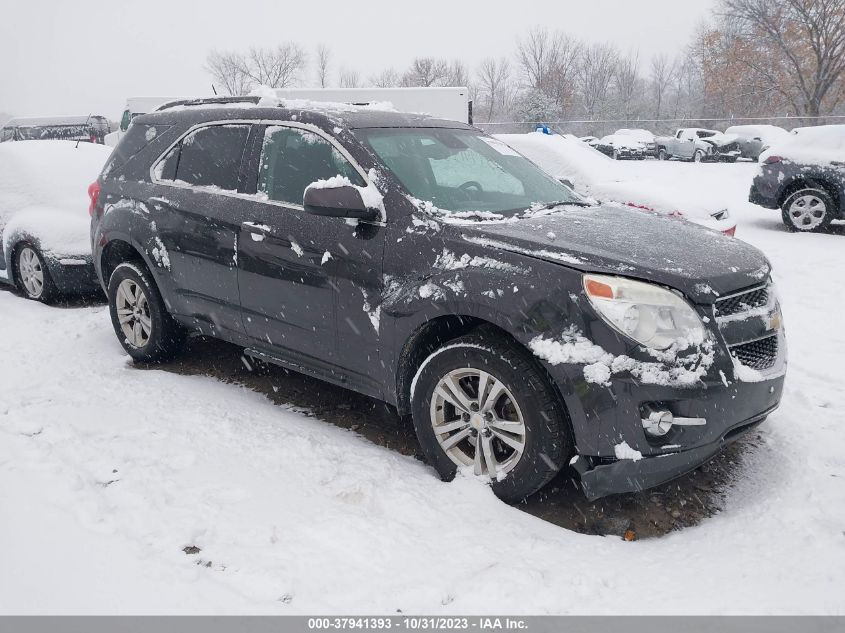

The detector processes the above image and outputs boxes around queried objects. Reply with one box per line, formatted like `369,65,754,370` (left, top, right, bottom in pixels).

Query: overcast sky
0,0,714,119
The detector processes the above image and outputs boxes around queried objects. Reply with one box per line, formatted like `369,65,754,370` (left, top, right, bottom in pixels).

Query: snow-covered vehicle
655,128,741,162
0,140,112,300
496,132,736,235
725,125,790,161
590,134,646,160
750,124,845,232
1,115,111,144
614,128,658,157
90,98,783,503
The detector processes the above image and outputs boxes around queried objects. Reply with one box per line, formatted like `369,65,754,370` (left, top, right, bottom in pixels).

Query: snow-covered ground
1,161,844,615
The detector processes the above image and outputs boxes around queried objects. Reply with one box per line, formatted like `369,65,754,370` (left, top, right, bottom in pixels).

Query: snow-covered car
750,124,845,232
724,125,790,161
655,128,741,162
495,132,736,235
614,128,658,157
0,140,112,300
591,134,646,160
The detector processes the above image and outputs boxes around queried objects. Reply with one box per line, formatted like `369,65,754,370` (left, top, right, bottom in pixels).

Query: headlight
583,274,705,350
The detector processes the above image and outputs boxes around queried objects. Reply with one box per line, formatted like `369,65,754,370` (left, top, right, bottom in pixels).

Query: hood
702,132,738,147
454,205,768,303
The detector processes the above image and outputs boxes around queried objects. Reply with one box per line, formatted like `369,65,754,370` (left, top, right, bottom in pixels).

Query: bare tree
721,0,845,117
516,27,582,116
446,60,469,86
315,44,331,88
370,67,401,87
244,44,306,88
614,51,640,122
577,43,619,119
477,57,511,120
402,57,450,86
206,50,252,96
650,53,676,120
338,68,361,88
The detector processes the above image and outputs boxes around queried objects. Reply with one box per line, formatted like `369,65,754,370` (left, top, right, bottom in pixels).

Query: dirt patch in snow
143,334,757,540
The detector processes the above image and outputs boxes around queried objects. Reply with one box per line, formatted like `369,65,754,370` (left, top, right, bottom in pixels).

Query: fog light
642,409,673,436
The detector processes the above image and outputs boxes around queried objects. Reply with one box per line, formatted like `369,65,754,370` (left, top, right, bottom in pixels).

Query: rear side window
257,126,364,206
103,123,171,178
158,124,250,191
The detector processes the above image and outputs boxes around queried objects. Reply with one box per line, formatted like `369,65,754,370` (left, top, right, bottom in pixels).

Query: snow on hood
457,204,767,302
601,134,646,150
699,131,739,147
0,140,112,257
495,132,729,229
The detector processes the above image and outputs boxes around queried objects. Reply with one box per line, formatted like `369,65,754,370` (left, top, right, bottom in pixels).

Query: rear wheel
781,187,835,233
410,332,570,502
15,243,58,302
107,262,185,362
693,150,704,163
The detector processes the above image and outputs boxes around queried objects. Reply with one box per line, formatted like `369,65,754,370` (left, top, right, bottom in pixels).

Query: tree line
206,0,845,134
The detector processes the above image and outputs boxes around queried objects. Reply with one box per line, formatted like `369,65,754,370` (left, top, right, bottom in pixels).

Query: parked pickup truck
655,128,741,163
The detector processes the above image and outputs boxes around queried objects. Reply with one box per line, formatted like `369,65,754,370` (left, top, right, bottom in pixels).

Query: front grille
730,335,778,370
715,286,769,318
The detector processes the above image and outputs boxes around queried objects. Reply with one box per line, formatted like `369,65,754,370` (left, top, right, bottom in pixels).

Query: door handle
241,222,272,242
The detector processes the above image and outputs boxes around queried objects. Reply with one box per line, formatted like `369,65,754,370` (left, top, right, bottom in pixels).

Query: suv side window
257,126,364,206
158,124,250,191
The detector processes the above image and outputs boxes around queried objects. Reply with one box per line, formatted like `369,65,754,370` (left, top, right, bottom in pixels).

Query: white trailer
104,96,194,147
271,87,472,124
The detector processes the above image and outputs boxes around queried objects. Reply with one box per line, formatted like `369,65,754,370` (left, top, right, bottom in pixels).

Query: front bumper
572,403,776,500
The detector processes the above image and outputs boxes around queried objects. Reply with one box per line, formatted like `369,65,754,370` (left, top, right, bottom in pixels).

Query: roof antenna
211,84,218,96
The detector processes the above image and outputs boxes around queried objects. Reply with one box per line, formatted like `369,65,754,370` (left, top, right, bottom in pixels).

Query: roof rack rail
155,96,262,111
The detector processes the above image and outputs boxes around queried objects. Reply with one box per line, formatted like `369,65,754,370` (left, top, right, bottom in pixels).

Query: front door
237,124,385,390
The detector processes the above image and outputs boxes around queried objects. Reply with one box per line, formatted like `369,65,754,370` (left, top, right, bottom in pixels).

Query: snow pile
0,140,112,258
529,327,714,388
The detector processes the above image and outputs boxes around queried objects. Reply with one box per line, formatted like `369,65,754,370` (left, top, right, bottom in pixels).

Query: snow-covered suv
90,96,786,502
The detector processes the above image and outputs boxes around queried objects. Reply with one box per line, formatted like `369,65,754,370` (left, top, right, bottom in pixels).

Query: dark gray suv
90,97,786,503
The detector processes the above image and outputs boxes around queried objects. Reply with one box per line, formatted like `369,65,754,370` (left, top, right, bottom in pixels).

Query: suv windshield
354,128,584,216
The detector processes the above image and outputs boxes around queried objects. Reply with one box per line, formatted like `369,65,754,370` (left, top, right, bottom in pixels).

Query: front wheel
612,149,620,160
657,149,668,161
15,243,58,302
411,332,570,502
781,187,835,233
107,262,185,362
693,150,705,163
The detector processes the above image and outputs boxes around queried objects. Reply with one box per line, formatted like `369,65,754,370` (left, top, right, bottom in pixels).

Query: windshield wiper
536,200,594,209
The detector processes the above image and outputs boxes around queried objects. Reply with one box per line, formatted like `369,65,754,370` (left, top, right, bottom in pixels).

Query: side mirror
303,185,379,221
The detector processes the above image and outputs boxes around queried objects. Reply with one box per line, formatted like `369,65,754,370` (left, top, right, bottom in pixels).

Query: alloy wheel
18,247,45,299
115,278,152,348
429,368,526,480
788,194,826,230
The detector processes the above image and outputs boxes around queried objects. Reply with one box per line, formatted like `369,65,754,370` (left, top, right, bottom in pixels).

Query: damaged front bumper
571,403,778,501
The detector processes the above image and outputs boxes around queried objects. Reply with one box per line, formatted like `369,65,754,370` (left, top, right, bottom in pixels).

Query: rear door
147,123,254,338
236,124,386,394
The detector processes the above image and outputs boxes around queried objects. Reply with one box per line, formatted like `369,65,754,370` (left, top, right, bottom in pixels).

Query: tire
107,261,185,362
657,148,667,161
693,150,704,163
15,243,59,303
780,186,835,233
612,149,620,160
410,331,571,502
